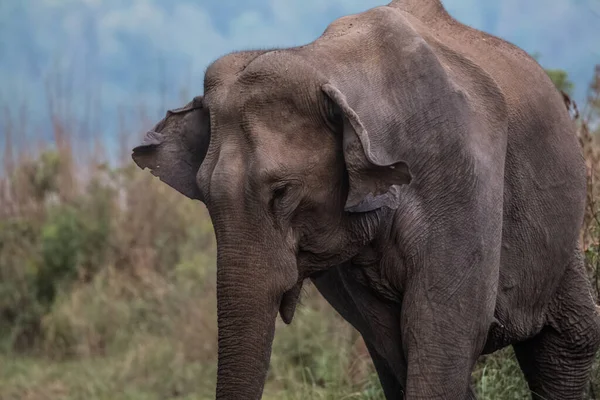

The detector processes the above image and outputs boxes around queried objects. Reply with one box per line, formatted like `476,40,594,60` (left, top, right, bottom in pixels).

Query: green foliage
37,206,83,305
546,68,575,95
12,150,62,200
472,349,529,399
0,218,43,349
78,178,115,278
532,51,575,95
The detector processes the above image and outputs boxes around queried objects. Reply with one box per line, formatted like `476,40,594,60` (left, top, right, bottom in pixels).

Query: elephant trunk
215,241,294,400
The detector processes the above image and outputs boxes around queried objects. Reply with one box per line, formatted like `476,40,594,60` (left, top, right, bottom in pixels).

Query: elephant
131,0,600,398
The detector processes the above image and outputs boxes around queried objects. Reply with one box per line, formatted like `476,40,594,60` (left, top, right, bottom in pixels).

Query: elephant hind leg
513,254,600,400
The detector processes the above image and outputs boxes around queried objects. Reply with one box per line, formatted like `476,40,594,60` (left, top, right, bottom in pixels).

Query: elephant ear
321,33,465,213
131,96,211,202
322,84,412,213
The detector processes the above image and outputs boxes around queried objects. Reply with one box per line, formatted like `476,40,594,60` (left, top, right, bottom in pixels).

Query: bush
37,205,83,305
0,217,43,350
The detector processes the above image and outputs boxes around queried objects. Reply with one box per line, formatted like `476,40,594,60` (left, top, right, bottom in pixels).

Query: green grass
473,349,529,400
0,308,539,400
0,349,213,400
0,274,386,400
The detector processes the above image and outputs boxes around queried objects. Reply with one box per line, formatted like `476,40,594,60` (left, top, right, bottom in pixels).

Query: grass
0,285,534,400
0,273,383,400
0,350,214,400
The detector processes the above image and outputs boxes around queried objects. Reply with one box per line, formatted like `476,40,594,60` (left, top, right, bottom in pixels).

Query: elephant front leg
400,256,497,399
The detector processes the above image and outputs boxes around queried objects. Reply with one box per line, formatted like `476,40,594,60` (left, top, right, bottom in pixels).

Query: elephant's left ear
322,84,412,213
132,96,211,202
321,30,473,213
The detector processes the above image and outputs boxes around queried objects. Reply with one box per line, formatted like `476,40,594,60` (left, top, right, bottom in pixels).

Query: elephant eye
269,180,302,218
273,185,288,199
270,184,289,212
269,182,298,218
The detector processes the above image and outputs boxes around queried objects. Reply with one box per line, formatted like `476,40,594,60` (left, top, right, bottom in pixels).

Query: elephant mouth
278,281,304,324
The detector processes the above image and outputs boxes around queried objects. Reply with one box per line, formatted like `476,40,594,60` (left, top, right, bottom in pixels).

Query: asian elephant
131,0,600,398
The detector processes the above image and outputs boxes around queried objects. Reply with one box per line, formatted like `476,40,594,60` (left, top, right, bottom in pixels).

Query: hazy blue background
1,0,599,152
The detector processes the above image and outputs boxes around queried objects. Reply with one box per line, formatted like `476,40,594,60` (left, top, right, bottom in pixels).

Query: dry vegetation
0,65,599,399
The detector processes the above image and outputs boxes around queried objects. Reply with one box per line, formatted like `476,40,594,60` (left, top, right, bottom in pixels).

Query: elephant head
132,23,459,397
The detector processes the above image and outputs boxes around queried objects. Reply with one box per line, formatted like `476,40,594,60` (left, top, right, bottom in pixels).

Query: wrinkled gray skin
131,1,600,399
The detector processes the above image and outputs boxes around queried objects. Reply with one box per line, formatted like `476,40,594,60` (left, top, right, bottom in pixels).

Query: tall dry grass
0,65,598,399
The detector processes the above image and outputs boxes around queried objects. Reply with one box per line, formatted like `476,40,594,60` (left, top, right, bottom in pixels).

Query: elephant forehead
252,130,338,184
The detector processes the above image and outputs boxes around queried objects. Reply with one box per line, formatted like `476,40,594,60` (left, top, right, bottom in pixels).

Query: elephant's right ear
132,96,211,202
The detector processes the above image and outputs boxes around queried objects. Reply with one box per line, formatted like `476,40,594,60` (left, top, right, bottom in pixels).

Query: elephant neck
348,245,403,304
